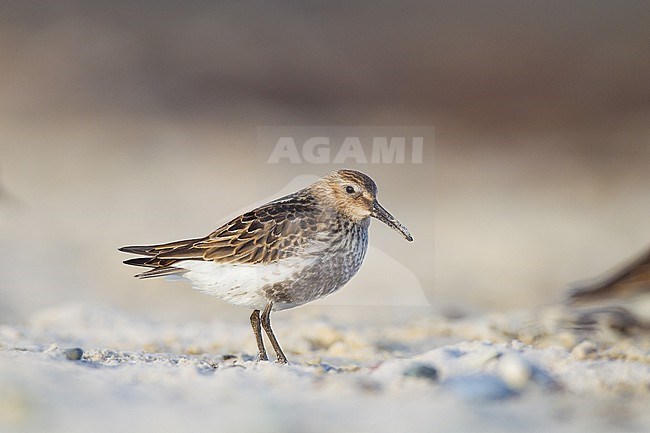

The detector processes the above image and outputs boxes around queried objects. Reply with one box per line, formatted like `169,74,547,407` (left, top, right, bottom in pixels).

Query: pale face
324,174,375,221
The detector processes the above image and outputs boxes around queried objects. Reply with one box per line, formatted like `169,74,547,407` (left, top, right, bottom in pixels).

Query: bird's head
312,169,413,241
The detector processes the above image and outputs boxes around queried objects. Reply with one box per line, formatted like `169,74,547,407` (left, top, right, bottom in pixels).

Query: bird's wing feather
119,194,324,271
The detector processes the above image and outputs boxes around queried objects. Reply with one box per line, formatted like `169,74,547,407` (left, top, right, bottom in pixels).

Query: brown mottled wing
119,194,322,278
191,195,321,264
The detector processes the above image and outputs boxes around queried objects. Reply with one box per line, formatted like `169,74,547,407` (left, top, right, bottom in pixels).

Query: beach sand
2,302,649,433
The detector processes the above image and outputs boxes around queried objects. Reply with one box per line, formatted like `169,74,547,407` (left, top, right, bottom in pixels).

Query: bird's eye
345,185,355,194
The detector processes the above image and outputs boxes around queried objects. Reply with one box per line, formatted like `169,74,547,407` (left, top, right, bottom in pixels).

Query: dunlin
119,169,412,363
566,245,650,334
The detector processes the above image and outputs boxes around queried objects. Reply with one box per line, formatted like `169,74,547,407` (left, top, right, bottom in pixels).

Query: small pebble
318,362,341,373
403,364,438,381
443,348,465,358
444,375,517,401
498,354,532,390
64,348,84,361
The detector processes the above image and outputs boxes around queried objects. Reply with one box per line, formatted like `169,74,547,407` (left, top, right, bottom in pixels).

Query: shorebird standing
119,169,413,363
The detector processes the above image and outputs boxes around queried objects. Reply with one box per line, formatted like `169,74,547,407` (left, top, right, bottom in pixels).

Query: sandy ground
2,302,650,433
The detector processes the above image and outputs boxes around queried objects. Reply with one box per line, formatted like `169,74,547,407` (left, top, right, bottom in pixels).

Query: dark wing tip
123,257,154,267
119,245,152,255
121,256,185,279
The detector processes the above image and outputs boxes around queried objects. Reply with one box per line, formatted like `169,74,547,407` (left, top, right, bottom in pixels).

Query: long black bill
371,201,413,242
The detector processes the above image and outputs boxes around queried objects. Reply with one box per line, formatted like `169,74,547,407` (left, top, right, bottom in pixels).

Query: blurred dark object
568,245,650,303
571,306,646,335
565,245,650,335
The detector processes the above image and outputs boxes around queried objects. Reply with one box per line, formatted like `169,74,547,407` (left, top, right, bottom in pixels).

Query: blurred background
1,0,649,323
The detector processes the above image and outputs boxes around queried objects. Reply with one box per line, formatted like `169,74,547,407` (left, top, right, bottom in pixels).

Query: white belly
172,257,314,310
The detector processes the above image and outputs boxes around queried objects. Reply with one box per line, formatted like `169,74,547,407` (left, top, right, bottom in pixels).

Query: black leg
260,303,288,364
249,310,268,361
